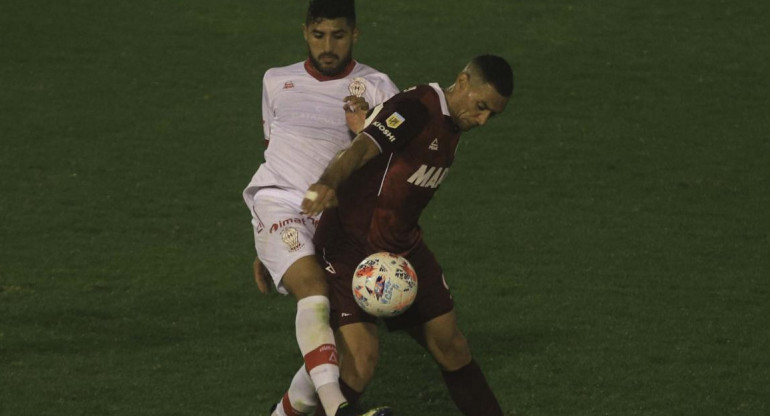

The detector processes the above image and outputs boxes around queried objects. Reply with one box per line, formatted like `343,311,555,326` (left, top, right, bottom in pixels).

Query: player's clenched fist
344,95,369,134
302,183,338,216
343,95,369,113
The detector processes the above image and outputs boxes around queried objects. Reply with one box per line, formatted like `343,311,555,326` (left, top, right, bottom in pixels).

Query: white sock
271,402,286,416
284,365,318,415
296,295,346,415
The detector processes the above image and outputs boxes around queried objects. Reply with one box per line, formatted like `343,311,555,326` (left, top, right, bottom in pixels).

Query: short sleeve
261,71,273,143
368,75,399,108
361,96,429,153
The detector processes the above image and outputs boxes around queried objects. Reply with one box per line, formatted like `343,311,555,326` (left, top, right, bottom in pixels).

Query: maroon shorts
319,241,454,331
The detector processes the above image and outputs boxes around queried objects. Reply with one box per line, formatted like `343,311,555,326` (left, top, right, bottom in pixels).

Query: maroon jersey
315,84,461,256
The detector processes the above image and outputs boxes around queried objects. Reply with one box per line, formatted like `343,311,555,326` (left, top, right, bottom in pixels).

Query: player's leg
412,311,503,416
272,365,317,416
390,242,502,416
308,322,380,416
407,310,470,370
308,246,386,415
336,322,380,393
248,191,345,416
281,256,349,416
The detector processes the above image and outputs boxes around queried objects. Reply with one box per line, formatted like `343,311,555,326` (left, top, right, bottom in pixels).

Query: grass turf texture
1,0,768,415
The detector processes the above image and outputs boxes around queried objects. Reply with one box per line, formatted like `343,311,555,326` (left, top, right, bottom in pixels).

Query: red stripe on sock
281,392,306,416
303,343,339,373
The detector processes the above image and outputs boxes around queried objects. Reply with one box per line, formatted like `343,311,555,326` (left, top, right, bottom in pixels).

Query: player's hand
301,182,338,216
253,257,272,294
344,95,369,134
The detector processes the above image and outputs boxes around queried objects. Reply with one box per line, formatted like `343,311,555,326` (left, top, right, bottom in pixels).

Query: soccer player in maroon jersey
302,55,513,416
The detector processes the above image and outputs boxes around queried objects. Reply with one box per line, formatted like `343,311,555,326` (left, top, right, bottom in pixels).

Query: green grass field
1,1,768,415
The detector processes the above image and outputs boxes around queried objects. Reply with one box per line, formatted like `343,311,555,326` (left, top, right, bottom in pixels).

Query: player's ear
301,24,308,41
352,27,360,43
456,71,471,91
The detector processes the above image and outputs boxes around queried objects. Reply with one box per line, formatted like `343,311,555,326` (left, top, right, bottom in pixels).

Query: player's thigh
281,255,328,299
384,242,454,331
321,247,380,329
250,191,320,296
336,322,380,386
420,310,472,371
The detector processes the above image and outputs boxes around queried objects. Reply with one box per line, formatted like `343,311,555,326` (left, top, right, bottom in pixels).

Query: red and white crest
280,227,303,251
348,77,366,97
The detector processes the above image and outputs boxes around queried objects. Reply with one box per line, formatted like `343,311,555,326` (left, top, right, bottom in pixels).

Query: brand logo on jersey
348,77,366,97
386,112,405,129
429,138,439,151
269,217,318,234
372,121,398,142
256,220,265,234
283,81,294,89
280,227,304,252
407,165,450,189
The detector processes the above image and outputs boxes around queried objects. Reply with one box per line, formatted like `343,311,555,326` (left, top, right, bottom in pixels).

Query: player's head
303,0,359,77
445,55,513,131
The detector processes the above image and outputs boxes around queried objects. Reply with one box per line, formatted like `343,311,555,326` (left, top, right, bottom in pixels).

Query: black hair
472,55,514,97
306,0,356,27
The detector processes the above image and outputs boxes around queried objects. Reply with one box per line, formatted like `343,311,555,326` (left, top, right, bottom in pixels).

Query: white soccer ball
352,252,418,317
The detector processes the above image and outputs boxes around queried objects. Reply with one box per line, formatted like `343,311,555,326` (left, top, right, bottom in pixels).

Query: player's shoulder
263,61,306,81
375,84,448,128
395,84,442,107
375,85,435,124
351,61,397,85
351,61,388,78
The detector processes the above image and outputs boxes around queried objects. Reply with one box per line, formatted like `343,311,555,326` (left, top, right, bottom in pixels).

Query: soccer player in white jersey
242,1,398,416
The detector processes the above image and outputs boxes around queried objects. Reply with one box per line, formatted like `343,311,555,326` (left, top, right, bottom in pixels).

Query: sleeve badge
386,112,405,129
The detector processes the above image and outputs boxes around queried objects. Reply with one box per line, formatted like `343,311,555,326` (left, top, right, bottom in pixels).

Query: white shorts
244,187,320,295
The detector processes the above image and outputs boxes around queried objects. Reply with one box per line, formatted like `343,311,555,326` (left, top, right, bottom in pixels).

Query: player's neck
304,58,357,81
443,85,460,125
443,84,457,101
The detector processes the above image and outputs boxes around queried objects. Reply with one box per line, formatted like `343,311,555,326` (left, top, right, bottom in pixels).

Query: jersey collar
429,83,451,117
304,58,357,81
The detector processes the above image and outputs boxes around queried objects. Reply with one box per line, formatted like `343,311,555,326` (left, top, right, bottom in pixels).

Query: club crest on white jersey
348,77,366,97
280,227,303,252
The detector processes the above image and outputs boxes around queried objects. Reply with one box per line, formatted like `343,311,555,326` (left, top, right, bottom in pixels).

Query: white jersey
244,59,399,201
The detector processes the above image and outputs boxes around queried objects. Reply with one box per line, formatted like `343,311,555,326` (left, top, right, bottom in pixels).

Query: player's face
450,78,509,132
303,18,358,77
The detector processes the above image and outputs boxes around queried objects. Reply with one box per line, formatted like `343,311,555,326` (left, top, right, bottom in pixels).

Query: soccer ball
352,252,418,317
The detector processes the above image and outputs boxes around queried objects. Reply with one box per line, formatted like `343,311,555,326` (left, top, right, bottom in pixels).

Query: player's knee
432,332,472,371
341,344,379,388
351,346,379,380
292,277,327,300
282,258,328,299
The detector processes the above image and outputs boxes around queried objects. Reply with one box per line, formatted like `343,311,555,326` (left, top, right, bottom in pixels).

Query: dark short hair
306,0,356,27
472,55,514,97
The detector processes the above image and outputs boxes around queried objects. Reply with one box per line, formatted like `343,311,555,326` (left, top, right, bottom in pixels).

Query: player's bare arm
343,95,369,134
302,134,380,216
